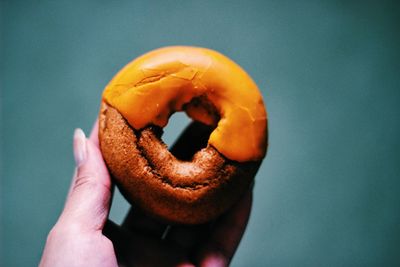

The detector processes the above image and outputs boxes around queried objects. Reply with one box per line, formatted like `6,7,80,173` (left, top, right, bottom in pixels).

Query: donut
99,46,268,224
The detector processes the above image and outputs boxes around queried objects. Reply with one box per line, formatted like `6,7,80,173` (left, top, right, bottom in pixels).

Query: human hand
39,123,117,267
40,121,253,267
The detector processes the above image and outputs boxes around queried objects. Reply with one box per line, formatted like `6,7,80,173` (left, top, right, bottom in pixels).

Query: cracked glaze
102,46,268,162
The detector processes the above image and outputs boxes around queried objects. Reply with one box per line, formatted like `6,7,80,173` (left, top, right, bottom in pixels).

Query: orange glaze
102,46,267,162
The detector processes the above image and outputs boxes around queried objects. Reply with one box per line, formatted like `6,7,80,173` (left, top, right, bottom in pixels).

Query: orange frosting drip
102,46,268,162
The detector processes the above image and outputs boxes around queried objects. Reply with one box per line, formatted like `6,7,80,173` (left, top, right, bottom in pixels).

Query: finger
89,119,116,207
67,119,102,196
170,121,214,160
67,119,100,197
195,189,253,266
122,207,168,238
61,128,112,231
89,119,99,147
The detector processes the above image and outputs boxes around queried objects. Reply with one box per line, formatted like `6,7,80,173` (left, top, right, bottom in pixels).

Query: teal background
1,0,399,266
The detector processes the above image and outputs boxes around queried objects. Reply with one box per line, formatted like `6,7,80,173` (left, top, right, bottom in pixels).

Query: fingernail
73,128,87,167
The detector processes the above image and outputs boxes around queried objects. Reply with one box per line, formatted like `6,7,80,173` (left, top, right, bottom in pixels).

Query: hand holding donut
40,122,253,267
40,46,267,266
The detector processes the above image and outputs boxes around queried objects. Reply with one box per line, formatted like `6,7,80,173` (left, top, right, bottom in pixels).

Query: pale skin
40,121,253,267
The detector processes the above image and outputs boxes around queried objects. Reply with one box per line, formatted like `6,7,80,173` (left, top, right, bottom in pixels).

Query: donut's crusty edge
99,102,261,224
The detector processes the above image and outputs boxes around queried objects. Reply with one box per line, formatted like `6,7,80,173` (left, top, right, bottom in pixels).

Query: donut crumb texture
99,102,260,224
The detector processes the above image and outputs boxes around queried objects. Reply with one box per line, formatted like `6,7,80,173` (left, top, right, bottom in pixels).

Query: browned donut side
99,102,260,224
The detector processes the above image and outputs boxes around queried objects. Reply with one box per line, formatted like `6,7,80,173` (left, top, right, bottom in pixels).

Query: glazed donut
99,46,268,224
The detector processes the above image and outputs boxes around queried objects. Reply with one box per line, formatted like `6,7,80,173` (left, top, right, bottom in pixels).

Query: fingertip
199,254,227,267
70,129,112,202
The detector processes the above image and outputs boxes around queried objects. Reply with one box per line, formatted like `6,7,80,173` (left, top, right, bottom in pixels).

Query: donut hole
162,111,215,161
162,112,190,147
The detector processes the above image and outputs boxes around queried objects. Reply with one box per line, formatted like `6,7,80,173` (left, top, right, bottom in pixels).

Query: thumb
60,128,112,231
